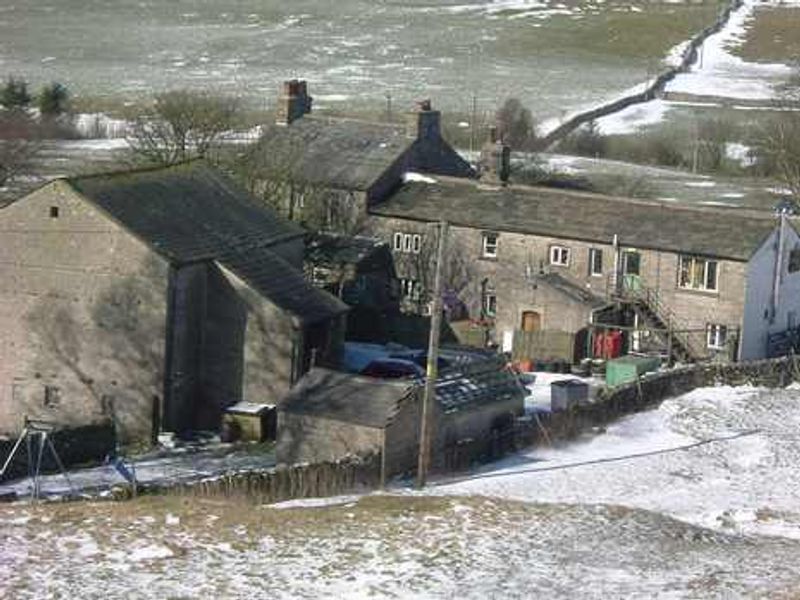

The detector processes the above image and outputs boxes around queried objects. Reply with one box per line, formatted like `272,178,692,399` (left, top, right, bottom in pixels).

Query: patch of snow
403,172,437,184
725,142,755,166
684,181,716,188
663,40,691,68
268,494,363,510
596,99,670,135
666,0,794,101
129,544,174,561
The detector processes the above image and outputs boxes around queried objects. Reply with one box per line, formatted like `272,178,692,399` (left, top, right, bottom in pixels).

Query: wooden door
521,311,541,332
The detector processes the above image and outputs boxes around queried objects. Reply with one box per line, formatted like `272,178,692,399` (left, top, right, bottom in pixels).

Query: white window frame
589,248,603,277
412,234,422,254
482,233,498,258
549,245,570,267
679,255,718,292
402,233,413,253
393,232,403,252
706,324,727,350
482,291,497,318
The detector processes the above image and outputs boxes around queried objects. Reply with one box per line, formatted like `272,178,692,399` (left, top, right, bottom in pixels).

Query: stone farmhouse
368,173,800,362
259,80,800,363
0,162,348,443
243,79,475,233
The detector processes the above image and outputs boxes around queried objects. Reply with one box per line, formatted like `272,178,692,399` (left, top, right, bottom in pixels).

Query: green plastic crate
605,355,660,387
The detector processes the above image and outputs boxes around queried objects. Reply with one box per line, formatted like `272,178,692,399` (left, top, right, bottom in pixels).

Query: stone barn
0,162,348,444
276,357,525,480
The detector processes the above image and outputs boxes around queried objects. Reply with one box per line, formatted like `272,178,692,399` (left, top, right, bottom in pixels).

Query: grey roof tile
371,177,779,262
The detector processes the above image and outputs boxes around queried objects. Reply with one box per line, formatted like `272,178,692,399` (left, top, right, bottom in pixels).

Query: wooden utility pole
417,221,449,488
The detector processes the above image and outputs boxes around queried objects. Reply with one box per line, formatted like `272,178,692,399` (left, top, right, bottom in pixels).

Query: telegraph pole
417,221,449,488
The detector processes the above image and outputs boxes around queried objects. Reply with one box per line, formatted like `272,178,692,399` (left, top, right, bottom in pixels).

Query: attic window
49,206,59,219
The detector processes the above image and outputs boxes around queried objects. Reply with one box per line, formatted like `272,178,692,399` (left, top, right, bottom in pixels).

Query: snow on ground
666,0,793,101
0,445,276,499
427,384,800,540
3,384,800,598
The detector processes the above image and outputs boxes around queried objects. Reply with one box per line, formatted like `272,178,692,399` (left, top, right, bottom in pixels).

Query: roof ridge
65,158,205,184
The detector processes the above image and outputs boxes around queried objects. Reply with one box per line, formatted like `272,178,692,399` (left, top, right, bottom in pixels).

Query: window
43,385,61,408
589,248,603,277
706,324,728,350
394,232,422,254
482,292,497,318
622,250,641,276
679,255,718,291
49,206,59,218
482,233,498,258
399,278,421,301
549,245,570,266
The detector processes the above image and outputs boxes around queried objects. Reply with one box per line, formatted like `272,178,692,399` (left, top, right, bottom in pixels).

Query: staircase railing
608,274,704,361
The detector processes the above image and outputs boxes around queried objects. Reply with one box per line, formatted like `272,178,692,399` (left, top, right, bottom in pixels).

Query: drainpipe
612,234,620,297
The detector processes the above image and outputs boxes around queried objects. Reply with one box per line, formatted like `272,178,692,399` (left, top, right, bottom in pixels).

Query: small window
393,232,403,252
706,324,728,350
49,206,59,219
482,233,498,258
482,290,497,318
622,250,641,276
679,255,718,292
549,245,570,266
412,234,422,254
402,234,413,253
44,385,61,408
589,248,603,277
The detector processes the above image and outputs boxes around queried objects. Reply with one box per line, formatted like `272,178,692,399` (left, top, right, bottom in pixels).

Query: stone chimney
480,127,511,185
407,99,441,142
275,79,313,126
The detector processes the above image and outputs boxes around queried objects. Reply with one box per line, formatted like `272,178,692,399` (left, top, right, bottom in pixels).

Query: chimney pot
276,79,313,126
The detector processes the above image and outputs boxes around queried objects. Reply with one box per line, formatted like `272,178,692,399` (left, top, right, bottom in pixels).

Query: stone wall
0,181,170,442
139,454,381,505
514,356,800,449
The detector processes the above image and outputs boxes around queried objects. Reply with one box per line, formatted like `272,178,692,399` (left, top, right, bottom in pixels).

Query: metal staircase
611,274,704,363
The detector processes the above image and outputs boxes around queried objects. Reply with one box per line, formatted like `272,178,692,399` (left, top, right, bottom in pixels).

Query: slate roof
279,367,416,428
305,233,389,268
254,117,414,191
280,356,524,427
370,177,781,261
68,162,348,324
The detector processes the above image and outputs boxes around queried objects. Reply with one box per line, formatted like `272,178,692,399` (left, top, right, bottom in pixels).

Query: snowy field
0,0,727,120
3,383,800,598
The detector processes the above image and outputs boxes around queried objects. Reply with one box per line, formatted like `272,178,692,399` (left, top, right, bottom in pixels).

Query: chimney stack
276,79,313,126
407,99,441,142
480,127,511,185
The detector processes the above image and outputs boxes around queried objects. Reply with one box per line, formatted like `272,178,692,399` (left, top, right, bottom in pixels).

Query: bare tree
752,74,800,200
128,90,240,166
0,110,41,188
496,97,538,151
227,133,365,234
393,227,475,318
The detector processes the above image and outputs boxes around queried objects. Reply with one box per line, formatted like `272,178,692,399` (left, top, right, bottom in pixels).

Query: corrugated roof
68,162,348,324
253,117,414,191
370,177,780,261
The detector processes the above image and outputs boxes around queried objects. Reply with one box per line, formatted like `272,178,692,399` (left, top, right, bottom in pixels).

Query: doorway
521,311,541,332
